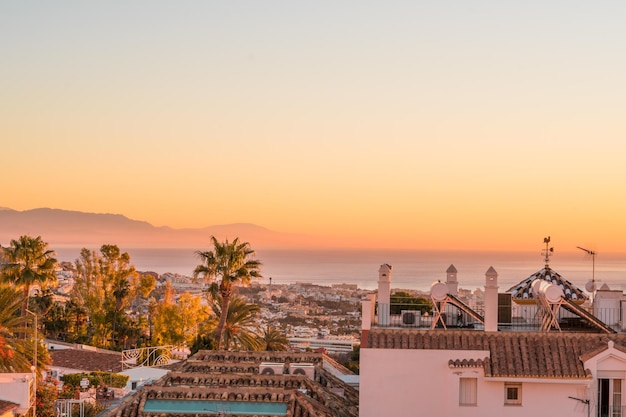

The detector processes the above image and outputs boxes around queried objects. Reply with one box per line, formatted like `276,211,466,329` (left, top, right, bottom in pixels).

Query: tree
204,295,261,351
259,324,290,351
389,291,432,315
71,245,139,349
0,285,50,373
0,235,58,317
193,237,262,348
151,283,209,347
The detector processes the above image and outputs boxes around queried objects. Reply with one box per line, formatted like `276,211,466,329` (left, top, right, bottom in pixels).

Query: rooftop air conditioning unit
259,362,284,375
289,363,315,379
401,310,420,327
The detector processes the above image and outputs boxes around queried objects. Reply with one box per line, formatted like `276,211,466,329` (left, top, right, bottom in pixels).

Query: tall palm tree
193,237,262,348
259,324,290,351
205,295,261,351
0,285,49,373
0,235,58,317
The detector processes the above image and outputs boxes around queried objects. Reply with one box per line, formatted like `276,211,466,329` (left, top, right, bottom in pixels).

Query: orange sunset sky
1,2,625,253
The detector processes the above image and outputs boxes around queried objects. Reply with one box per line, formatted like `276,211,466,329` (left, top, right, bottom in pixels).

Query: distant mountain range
0,207,320,249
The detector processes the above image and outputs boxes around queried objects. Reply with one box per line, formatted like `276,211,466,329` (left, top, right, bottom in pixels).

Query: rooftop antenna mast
542,236,554,267
577,246,596,306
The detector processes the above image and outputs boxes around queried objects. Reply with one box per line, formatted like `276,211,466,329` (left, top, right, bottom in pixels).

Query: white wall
0,373,34,414
121,367,170,390
360,348,589,417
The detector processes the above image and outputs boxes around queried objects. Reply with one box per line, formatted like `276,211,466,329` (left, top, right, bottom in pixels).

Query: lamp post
25,309,37,417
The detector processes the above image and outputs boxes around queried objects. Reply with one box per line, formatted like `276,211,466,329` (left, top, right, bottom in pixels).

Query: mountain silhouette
0,208,318,249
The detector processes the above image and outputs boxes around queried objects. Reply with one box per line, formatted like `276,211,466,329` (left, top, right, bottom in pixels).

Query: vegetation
0,235,58,317
259,324,290,351
0,233,312,380
205,295,261,351
71,245,149,349
0,284,50,373
194,237,262,349
151,282,209,347
36,378,60,417
340,344,360,374
190,333,216,354
61,371,128,390
389,291,432,315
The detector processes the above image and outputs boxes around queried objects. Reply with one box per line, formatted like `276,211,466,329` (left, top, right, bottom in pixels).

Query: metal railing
372,302,623,332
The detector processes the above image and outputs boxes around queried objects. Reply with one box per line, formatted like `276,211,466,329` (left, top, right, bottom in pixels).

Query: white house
0,373,35,416
360,261,626,417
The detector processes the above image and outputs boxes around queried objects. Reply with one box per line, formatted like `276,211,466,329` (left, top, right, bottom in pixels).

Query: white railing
122,346,176,369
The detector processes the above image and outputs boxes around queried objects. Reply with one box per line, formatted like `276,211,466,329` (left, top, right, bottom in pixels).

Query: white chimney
378,264,392,326
446,264,458,296
484,266,498,332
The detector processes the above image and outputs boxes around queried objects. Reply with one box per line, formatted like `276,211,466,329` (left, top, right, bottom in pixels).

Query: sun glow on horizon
2,2,626,253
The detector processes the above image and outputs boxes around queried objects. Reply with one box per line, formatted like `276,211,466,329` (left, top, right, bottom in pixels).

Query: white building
0,373,35,416
360,261,626,417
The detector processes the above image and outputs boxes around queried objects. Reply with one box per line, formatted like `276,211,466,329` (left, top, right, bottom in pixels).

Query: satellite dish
430,281,448,302
585,280,596,293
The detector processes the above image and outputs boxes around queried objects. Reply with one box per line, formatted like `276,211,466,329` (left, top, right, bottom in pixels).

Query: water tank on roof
532,279,564,303
430,281,448,302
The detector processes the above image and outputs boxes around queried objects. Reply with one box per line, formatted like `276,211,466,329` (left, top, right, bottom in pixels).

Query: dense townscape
5,234,626,417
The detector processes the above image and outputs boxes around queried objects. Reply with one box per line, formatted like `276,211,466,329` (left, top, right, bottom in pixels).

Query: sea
53,247,626,294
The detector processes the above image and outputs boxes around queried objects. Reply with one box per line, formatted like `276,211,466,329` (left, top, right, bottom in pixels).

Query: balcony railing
372,302,622,332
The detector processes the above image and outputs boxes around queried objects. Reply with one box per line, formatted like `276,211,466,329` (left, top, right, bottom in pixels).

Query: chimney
484,266,498,332
446,264,458,296
377,264,392,326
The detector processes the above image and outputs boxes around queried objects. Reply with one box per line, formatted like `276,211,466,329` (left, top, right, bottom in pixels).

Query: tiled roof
507,266,587,303
50,348,123,373
0,400,18,414
100,350,359,417
448,358,486,368
367,329,626,379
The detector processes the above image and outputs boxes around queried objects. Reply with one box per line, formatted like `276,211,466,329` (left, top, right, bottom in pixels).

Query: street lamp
25,309,37,417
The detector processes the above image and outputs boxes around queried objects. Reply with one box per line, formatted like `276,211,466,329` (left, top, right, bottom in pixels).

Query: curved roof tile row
368,329,626,379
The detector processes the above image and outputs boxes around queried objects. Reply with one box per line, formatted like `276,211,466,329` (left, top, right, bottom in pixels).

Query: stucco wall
360,348,589,417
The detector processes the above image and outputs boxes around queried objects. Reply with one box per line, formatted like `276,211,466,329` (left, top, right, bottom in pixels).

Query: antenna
577,246,596,305
542,236,554,267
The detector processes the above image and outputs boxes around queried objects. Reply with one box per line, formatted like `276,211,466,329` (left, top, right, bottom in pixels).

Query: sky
1,1,626,252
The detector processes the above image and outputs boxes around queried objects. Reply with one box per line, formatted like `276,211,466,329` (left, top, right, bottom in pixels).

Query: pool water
143,399,288,415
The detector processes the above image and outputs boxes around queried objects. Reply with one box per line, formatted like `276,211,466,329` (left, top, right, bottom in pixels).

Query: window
504,383,522,405
599,378,622,417
459,378,477,406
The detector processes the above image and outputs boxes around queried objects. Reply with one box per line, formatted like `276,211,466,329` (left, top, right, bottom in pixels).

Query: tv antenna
577,246,596,305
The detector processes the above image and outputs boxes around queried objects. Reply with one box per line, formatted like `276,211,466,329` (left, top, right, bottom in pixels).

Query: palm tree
0,235,58,317
259,324,290,351
193,237,262,348
205,295,261,351
0,285,49,373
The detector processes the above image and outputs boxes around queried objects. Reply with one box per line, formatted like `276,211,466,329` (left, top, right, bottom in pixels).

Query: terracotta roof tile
0,400,18,414
50,348,123,373
368,329,626,379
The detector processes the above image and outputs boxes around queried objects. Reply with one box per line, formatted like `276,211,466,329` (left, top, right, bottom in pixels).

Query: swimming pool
143,399,288,415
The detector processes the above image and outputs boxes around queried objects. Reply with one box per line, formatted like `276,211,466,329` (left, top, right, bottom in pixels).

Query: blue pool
143,399,288,415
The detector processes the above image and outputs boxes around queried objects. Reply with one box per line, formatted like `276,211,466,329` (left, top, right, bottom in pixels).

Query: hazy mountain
0,208,320,249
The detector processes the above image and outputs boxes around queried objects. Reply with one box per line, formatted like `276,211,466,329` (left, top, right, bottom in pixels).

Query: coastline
53,247,626,293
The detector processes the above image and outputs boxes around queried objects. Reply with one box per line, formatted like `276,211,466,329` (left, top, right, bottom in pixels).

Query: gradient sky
2,1,625,252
